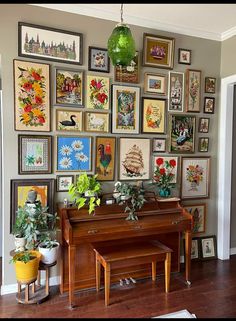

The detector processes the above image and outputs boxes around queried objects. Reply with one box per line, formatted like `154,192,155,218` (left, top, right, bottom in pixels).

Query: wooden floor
1,256,236,318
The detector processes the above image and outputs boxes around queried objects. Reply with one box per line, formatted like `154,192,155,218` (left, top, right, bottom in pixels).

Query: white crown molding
221,26,236,41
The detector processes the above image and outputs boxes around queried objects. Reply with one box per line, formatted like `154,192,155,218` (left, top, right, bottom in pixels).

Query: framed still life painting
88,46,110,73
168,71,184,112
118,137,150,181
186,69,201,112
144,72,167,95
14,59,50,131
95,136,116,181
181,156,211,200
86,75,110,110
114,51,140,84
111,84,140,134
184,204,206,235
141,97,166,134
84,112,109,133
55,108,83,132
153,156,178,184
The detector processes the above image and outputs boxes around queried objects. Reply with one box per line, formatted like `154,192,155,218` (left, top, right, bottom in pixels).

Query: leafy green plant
68,173,101,214
10,251,36,264
39,233,59,250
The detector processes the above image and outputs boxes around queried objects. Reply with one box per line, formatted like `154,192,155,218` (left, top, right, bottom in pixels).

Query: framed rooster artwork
95,136,116,181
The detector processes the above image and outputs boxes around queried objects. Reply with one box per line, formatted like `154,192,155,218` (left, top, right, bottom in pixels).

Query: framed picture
178,48,191,65
142,97,166,134
184,204,206,235
55,108,83,132
204,97,215,114
168,71,184,112
54,67,84,107
186,69,201,112
153,156,178,183
84,112,109,133
13,59,50,132
205,77,216,94
10,178,55,233
86,75,109,110
198,137,209,152
88,46,110,73
143,33,175,69
198,117,210,133
95,136,116,181
181,156,211,199
153,138,166,153
144,72,167,95
18,22,83,65
114,51,139,83
118,137,151,180
169,114,196,153
18,135,52,174
111,84,140,134
56,175,74,192
200,235,217,260
183,237,200,260
56,135,92,172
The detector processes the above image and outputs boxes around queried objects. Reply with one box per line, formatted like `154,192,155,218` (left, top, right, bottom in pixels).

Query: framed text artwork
119,137,151,181
143,33,175,69
114,51,140,84
14,59,50,131
88,46,110,73
84,112,110,133
144,72,167,95
10,178,55,233
168,71,184,112
184,204,206,235
54,67,84,107
55,109,83,132
95,136,116,181
86,75,110,110
111,84,140,134
18,22,83,65
186,69,201,112
141,97,166,134
18,135,52,174
180,156,211,200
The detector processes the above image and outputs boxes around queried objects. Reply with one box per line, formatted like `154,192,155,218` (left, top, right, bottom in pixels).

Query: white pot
14,236,26,252
38,242,59,264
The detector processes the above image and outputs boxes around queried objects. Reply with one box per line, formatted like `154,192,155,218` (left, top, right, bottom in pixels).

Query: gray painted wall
0,4,220,286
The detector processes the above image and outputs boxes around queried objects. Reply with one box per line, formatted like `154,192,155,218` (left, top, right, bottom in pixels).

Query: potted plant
38,234,60,265
68,173,101,214
12,206,28,252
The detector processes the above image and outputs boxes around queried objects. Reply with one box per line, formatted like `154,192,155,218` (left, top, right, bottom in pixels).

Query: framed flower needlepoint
86,75,109,110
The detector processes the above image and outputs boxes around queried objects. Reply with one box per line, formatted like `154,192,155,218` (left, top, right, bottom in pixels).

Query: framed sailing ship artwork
168,71,184,112
118,137,151,181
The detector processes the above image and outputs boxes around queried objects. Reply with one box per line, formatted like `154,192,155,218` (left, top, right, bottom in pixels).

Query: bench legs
104,263,110,306
165,252,171,293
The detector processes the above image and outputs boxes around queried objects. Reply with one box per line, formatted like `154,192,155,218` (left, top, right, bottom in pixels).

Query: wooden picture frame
186,69,201,112
198,137,209,152
184,204,206,235
18,134,52,174
205,77,216,94
18,22,83,65
141,97,166,134
178,48,191,65
168,71,184,112
143,33,175,69
86,75,110,110
55,108,83,132
152,138,166,153
144,72,167,95
56,135,92,172
183,237,201,261
181,156,211,200
204,97,215,114
56,175,74,192
10,178,55,233
13,59,50,132
88,46,110,73
111,84,140,134
114,51,140,84
198,117,210,133
54,67,84,108
199,235,217,260
84,112,110,133
95,136,116,181
153,156,178,184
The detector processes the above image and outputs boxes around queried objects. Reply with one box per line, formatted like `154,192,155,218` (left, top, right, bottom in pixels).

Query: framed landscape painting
168,71,184,112
95,136,116,181
18,22,83,64
84,112,109,133
118,137,150,180
186,69,201,112
88,46,110,73
184,204,206,235
144,72,167,95
56,175,74,192
86,75,109,110
142,97,166,134
114,51,139,83
14,59,50,131
55,109,83,132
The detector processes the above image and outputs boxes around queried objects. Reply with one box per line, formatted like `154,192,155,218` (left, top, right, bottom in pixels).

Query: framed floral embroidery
86,75,109,110
186,69,201,112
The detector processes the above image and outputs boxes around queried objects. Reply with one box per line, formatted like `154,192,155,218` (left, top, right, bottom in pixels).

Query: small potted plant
38,233,60,265
68,173,101,215
12,206,28,252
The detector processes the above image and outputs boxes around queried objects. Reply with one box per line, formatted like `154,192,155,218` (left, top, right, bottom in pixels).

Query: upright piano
58,197,193,308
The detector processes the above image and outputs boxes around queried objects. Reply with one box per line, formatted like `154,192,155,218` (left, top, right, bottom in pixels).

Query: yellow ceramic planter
14,250,41,283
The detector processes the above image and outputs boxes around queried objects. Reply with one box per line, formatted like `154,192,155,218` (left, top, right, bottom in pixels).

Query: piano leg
185,230,192,285
68,245,77,309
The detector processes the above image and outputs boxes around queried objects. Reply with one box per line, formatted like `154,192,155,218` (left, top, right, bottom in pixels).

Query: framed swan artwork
55,108,83,132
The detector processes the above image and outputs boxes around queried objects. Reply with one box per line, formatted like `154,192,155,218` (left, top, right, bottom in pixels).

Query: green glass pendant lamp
107,4,136,66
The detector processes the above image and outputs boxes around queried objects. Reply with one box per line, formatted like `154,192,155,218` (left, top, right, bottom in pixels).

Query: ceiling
30,3,236,41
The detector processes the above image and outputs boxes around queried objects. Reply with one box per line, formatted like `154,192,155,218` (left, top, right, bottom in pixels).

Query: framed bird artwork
55,108,83,132
95,136,116,181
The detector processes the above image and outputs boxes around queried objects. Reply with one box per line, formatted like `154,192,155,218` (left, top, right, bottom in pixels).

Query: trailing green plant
10,251,36,264
68,173,101,215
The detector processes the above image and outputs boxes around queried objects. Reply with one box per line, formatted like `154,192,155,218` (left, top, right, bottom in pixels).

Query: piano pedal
129,277,136,284
119,279,124,286
125,278,130,285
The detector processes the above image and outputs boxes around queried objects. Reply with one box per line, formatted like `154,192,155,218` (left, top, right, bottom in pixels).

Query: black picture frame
183,237,201,261
178,48,191,65
88,46,110,73
198,117,210,133
56,175,74,192
198,137,209,152
199,235,217,260
204,97,215,114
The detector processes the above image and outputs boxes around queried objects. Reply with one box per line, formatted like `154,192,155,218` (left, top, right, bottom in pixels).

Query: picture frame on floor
184,237,201,260
199,235,217,260
184,204,206,235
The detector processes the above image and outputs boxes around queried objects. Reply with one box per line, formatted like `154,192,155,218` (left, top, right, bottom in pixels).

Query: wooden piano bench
92,240,173,306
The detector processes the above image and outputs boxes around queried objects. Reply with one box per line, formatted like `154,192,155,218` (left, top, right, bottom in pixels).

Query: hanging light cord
120,3,124,23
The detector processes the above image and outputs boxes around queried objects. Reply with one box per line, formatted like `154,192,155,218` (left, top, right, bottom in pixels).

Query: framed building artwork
153,156,178,184
10,178,55,233
180,156,211,200
169,114,196,153
144,72,167,95
178,48,191,65
95,136,116,181
84,112,109,133
18,135,52,174
88,46,110,73
205,77,216,94
56,175,74,192
141,97,166,134
118,137,151,180
54,67,84,107
143,33,175,69
168,71,184,112
153,138,166,153
204,97,215,114
55,109,83,132
111,84,140,134
86,75,109,110
186,69,201,112
199,137,209,152
18,22,83,65
13,59,50,132
114,51,140,83
56,135,92,172
198,117,210,133
199,235,217,260
184,204,206,235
